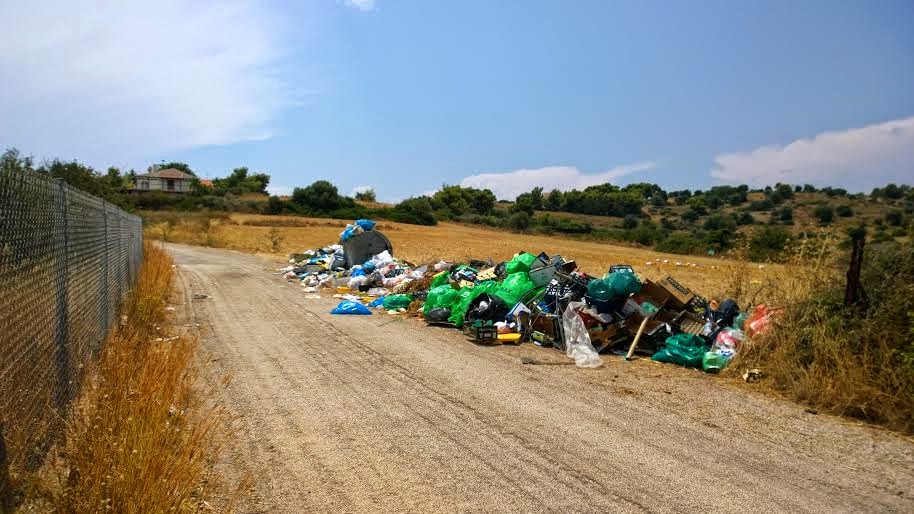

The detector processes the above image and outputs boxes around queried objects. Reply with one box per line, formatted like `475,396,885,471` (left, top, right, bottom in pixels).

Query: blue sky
2,0,912,200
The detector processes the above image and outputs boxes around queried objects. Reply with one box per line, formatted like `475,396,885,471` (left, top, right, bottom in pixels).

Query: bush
656,232,703,254
748,199,774,211
534,214,592,234
814,204,835,224
735,212,755,226
388,197,437,225
507,211,532,232
885,210,904,227
354,188,377,202
836,204,854,217
291,180,352,213
682,208,701,223
748,226,790,261
729,240,914,432
775,206,793,222
622,214,639,230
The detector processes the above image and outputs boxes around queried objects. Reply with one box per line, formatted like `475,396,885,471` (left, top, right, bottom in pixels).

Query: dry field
144,212,780,299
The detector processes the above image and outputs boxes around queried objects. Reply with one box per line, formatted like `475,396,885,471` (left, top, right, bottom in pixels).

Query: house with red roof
132,167,195,193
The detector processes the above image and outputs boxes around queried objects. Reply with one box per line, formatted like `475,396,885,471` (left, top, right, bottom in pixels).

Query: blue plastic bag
330,301,372,315
368,296,385,307
355,219,376,231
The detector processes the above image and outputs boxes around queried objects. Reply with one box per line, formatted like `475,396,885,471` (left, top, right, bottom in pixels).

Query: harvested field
145,212,780,299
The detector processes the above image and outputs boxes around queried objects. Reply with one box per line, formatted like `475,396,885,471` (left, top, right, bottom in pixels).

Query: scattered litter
271,218,776,375
330,301,372,315
743,368,762,382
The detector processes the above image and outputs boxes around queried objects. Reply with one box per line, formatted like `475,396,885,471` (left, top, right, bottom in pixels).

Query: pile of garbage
277,220,774,370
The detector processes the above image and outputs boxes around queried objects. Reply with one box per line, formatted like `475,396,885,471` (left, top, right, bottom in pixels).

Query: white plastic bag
348,275,368,289
561,302,603,368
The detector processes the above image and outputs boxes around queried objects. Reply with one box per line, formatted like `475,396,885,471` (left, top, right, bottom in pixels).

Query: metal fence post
53,179,71,411
103,202,110,331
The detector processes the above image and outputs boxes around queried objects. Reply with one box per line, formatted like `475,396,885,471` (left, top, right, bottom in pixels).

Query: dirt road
168,243,914,513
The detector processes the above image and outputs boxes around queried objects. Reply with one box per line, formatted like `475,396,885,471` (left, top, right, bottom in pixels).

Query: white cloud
344,0,376,11
710,117,914,191
458,162,658,200
0,0,298,167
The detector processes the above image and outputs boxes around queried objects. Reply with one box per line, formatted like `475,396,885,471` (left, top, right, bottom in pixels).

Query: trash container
341,230,394,268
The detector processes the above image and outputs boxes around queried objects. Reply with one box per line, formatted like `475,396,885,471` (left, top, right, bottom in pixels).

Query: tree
267,195,284,214
544,189,563,211
686,196,708,215
529,187,544,210
512,193,535,216
354,188,377,202
212,167,270,195
292,180,347,211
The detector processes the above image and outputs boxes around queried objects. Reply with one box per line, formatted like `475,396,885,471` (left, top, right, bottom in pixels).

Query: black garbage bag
465,293,510,324
708,299,740,327
494,262,507,279
424,307,452,323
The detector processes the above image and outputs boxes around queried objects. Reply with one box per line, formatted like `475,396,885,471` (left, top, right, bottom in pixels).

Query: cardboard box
657,275,695,309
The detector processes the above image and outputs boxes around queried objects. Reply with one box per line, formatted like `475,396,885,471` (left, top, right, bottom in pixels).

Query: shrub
682,208,701,223
735,212,755,226
836,204,854,217
728,240,914,432
814,204,835,224
388,197,437,225
656,232,703,254
885,210,904,227
507,211,532,232
748,199,774,211
354,188,377,202
748,226,790,261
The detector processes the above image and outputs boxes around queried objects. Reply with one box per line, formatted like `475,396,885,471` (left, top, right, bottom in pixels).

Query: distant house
132,168,194,193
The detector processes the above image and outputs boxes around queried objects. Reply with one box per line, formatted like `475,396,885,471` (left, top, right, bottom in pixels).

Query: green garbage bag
448,281,500,327
505,253,537,274
605,272,641,296
382,294,413,311
494,272,536,306
430,271,449,288
702,351,731,373
423,284,459,314
732,312,749,331
651,334,707,368
587,278,613,301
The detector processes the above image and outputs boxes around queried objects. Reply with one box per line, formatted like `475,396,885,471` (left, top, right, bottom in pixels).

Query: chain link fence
0,167,143,491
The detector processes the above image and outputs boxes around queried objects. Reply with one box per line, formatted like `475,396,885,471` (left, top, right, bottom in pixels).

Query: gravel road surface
167,243,914,513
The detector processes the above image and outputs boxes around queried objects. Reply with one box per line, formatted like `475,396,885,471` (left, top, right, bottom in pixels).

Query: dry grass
724,236,914,433
29,241,244,512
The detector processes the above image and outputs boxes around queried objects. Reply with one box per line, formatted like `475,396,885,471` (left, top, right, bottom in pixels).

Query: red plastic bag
745,304,772,336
